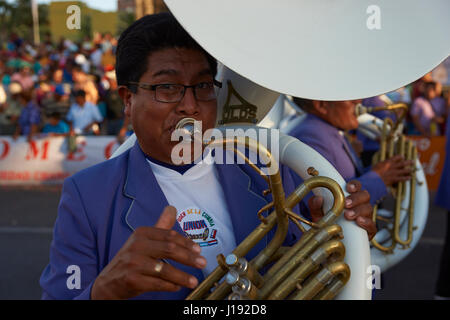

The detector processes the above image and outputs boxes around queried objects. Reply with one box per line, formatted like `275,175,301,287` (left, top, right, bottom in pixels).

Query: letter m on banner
26,140,50,160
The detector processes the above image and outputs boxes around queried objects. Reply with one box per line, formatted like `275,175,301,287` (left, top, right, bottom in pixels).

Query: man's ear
312,100,328,115
118,86,133,117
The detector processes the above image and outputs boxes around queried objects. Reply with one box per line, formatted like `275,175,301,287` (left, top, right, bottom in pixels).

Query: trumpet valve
225,270,258,299
225,254,263,288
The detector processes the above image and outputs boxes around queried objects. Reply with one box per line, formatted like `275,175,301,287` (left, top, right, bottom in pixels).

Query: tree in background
117,11,135,36
0,0,49,44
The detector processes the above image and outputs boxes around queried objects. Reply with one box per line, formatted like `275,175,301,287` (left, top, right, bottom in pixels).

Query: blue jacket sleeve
39,177,99,300
353,170,388,205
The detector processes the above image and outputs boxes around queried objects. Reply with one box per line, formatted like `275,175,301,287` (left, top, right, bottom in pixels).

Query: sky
33,0,118,12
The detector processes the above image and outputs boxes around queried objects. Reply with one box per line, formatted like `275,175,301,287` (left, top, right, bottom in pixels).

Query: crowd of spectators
0,33,449,145
0,33,132,142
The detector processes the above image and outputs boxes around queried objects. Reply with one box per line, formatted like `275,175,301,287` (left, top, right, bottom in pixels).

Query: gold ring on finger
154,261,163,273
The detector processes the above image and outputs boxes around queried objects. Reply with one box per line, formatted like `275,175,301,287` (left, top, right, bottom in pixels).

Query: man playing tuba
40,13,374,300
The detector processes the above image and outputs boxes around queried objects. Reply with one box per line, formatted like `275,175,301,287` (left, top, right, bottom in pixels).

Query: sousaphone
113,0,450,299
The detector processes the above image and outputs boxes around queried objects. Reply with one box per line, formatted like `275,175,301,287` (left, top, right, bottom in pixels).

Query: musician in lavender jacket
288,98,413,214
39,13,375,300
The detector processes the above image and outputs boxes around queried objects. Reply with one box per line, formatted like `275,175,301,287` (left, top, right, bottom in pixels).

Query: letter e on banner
66,265,81,290
67,140,86,161
0,139,10,160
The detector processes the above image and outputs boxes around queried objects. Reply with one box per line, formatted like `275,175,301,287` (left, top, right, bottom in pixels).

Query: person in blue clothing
289,97,413,208
42,111,70,136
435,110,450,299
66,89,103,135
13,90,41,142
40,13,375,300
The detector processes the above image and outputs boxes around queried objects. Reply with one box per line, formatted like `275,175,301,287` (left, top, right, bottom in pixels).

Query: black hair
115,12,217,92
73,89,86,97
48,111,61,119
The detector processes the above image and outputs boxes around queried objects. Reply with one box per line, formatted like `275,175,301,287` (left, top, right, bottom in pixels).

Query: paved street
0,186,446,300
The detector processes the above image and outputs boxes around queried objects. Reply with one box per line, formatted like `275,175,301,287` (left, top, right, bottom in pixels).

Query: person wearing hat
41,84,71,119
0,82,23,135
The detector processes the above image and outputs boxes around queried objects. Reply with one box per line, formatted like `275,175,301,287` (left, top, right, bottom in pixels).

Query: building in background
118,0,168,19
49,1,118,41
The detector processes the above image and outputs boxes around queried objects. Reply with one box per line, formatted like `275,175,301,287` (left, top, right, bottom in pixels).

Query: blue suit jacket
289,114,387,205
40,142,302,300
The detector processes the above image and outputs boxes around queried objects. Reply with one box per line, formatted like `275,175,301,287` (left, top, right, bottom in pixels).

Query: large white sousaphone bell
113,0,450,299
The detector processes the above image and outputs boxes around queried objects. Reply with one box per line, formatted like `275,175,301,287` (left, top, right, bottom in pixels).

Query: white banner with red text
0,136,120,185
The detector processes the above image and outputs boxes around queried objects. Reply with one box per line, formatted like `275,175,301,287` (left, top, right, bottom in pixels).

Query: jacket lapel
215,163,270,261
123,142,204,281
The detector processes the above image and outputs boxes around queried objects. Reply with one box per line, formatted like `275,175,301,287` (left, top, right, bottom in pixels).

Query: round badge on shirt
177,207,218,247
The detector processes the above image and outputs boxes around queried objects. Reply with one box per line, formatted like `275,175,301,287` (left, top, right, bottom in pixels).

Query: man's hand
91,206,206,300
372,155,413,187
308,180,376,240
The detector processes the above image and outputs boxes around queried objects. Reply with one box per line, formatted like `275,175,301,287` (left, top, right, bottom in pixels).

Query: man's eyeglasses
128,80,222,103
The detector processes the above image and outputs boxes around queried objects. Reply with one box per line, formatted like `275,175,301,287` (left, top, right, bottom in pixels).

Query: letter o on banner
0,139,10,160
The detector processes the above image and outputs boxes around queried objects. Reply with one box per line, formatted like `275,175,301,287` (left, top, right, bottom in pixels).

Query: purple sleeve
30,105,41,125
354,170,388,205
40,177,98,300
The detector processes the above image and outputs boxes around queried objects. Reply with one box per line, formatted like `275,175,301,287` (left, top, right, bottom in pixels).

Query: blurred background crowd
0,30,449,142
0,32,132,142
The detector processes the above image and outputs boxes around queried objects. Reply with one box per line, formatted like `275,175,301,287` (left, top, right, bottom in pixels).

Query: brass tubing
356,103,408,132
313,278,347,300
266,240,345,300
288,262,350,300
260,178,344,282
395,144,417,246
393,136,405,243
259,224,343,298
370,118,397,253
188,136,285,300
251,176,344,271
400,138,412,200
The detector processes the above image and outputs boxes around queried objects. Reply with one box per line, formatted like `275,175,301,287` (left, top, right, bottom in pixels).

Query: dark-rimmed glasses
128,80,222,103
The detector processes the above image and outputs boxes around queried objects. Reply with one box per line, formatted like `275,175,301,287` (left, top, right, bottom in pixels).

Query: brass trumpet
355,103,419,253
177,119,350,300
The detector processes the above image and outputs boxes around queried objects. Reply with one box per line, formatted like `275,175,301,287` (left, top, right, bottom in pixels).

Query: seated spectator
90,44,103,70
0,83,5,106
103,70,125,135
101,48,116,71
0,82,24,134
430,92,448,134
72,65,99,105
13,89,41,141
410,81,445,136
42,111,70,136
11,64,34,92
41,85,71,118
66,89,103,135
